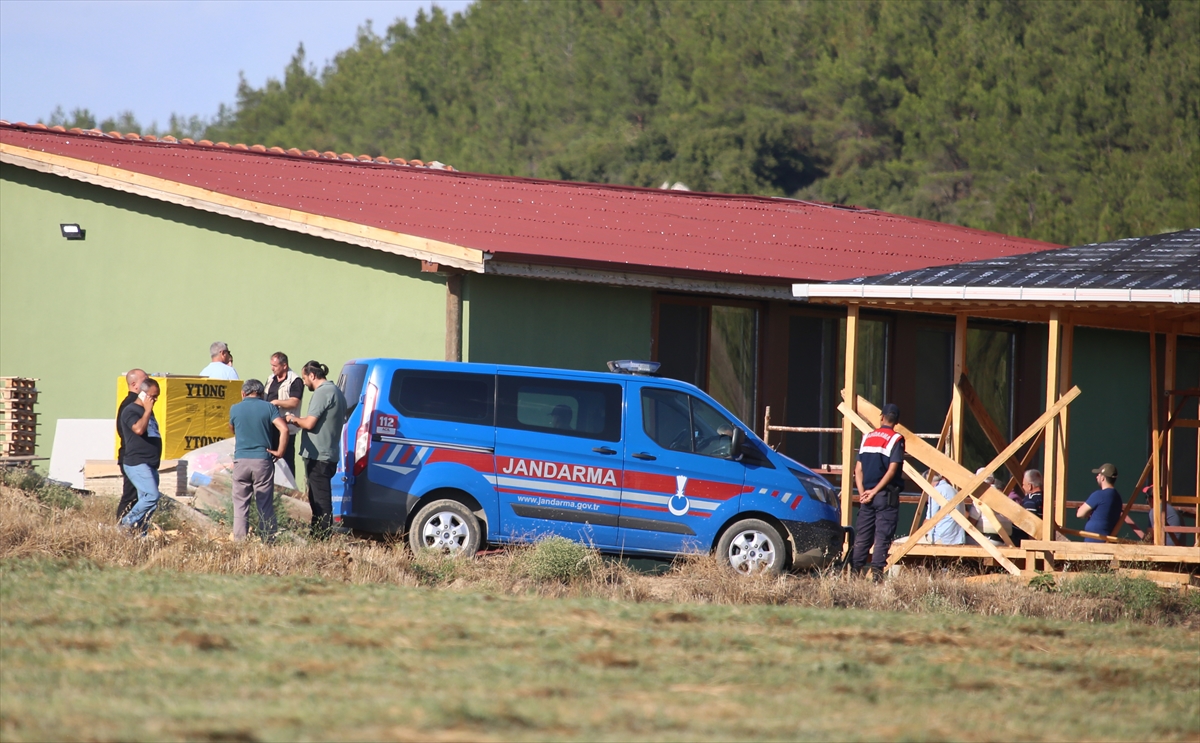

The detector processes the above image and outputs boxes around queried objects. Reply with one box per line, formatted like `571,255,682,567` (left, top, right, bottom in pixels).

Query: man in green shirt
286,360,347,539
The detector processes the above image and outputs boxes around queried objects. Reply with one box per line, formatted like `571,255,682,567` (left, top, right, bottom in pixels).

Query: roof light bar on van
607,360,661,375
353,381,379,476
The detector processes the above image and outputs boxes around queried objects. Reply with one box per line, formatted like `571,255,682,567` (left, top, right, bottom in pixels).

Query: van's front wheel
409,499,481,557
717,519,789,576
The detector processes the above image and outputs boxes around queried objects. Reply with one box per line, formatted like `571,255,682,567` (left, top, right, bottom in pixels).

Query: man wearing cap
852,403,906,578
1077,463,1123,542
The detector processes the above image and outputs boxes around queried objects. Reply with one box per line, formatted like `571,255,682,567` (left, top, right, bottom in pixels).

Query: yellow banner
115,376,241,460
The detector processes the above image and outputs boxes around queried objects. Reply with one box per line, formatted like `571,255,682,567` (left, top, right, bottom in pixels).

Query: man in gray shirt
285,360,347,539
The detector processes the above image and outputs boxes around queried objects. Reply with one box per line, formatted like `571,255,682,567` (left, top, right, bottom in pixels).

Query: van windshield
337,363,368,415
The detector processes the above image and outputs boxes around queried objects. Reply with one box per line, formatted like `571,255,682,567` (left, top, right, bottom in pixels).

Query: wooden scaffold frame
824,301,1200,577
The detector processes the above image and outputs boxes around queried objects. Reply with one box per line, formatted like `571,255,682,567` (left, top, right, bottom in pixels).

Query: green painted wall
1064,327,1151,535
464,274,652,373
1,165,447,459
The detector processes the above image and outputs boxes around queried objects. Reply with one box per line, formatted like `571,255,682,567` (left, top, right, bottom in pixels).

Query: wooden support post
445,273,464,362
951,314,968,465
840,304,860,528
1043,311,1061,543
1150,327,1163,545
1055,319,1073,533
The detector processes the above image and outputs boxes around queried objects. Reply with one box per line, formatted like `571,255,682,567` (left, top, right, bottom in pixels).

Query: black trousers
852,491,900,574
116,459,139,520
304,457,336,539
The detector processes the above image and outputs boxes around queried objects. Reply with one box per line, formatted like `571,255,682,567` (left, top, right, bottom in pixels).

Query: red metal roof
0,123,1058,283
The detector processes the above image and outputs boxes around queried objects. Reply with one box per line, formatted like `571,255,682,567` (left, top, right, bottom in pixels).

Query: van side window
641,388,693,452
390,371,494,424
337,363,368,415
497,376,621,442
641,388,736,457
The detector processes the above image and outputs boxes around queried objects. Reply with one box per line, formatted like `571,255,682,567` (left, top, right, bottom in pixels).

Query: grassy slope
2,559,1196,743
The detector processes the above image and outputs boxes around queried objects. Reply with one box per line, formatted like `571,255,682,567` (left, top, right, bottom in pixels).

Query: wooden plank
909,405,954,535
958,373,1025,490
1021,540,1200,562
864,387,1081,566
445,273,464,362
1044,311,1061,542
902,408,950,535
0,145,488,273
889,544,1025,558
900,460,1022,575
798,302,1200,337
1057,528,1141,545
839,303,859,528
1114,569,1195,586
951,314,968,464
1055,320,1073,532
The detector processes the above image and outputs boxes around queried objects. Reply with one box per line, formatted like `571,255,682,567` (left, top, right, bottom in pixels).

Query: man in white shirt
200,341,239,380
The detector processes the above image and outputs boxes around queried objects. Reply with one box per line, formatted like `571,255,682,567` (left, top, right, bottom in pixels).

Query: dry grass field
1,476,1198,741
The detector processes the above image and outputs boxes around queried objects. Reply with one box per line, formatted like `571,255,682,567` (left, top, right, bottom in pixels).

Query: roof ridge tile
0,121,446,170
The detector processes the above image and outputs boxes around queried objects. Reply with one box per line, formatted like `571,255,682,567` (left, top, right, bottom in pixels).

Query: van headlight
791,468,837,510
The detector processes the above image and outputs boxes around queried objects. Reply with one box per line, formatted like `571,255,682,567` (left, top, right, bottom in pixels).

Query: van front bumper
781,518,846,569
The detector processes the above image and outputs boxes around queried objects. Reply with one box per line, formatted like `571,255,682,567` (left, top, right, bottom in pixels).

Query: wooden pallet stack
0,377,39,465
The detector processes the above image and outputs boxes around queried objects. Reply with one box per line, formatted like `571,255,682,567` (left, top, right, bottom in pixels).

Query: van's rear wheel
409,499,481,557
717,519,788,576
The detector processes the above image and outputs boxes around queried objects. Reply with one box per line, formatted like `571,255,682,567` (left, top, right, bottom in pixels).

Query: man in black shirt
1010,469,1044,545
115,368,147,520
264,352,304,478
118,378,164,535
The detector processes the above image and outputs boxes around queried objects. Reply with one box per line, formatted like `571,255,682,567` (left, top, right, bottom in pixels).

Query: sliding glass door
654,298,759,427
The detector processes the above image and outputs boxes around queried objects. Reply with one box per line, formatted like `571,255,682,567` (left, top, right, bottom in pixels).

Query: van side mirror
729,427,746,460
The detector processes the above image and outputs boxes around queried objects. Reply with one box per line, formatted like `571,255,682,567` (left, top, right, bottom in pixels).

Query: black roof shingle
845,229,1199,290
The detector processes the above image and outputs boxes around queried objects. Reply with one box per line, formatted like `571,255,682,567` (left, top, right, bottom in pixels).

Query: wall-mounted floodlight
60,224,85,240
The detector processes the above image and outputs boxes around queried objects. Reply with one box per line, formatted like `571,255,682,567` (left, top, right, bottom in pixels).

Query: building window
653,297,759,426
1170,338,1199,499
785,312,889,467
963,324,1016,471
913,326,954,436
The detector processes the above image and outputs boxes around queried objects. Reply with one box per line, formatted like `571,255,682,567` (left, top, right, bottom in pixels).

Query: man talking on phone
118,378,164,535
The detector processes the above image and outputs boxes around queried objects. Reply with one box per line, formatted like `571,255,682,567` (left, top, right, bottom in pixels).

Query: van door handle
592,447,617,455
631,452,657,461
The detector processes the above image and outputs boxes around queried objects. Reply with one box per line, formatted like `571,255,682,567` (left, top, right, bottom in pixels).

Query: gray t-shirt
299,381,347,463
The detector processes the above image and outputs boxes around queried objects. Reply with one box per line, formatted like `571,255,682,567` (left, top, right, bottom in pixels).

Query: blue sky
0,0,474,129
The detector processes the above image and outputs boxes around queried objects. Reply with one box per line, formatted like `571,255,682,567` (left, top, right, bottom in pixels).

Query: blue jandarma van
332,359,845,574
